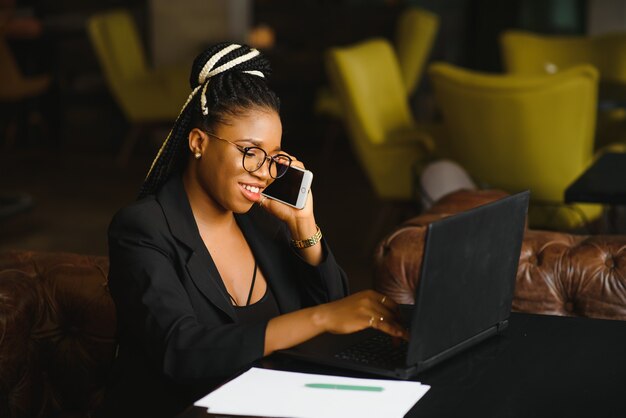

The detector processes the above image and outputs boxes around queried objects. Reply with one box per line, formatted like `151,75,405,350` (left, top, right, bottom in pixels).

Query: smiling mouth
240,183,264,196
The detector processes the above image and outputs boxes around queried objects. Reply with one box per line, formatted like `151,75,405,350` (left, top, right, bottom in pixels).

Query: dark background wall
3,0,588,152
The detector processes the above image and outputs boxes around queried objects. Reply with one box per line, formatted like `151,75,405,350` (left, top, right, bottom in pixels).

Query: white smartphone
261,165,313,210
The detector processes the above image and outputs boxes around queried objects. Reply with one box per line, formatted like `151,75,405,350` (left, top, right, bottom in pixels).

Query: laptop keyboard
334,333,408,367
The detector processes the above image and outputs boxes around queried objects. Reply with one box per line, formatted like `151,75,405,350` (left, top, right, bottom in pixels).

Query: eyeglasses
203,131,292,179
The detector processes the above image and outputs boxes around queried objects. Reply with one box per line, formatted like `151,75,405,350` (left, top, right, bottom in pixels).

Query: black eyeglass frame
202,131,292,179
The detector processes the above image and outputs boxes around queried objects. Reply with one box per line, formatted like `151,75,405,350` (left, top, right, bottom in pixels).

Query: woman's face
192,108,283,214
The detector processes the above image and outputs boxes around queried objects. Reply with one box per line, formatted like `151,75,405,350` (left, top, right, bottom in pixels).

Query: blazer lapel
185,249,236,321
157,177,236,321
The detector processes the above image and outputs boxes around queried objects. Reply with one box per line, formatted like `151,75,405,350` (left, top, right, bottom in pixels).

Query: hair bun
189,42,272,89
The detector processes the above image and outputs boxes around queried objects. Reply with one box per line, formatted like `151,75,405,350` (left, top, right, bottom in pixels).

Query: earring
194,152,202,160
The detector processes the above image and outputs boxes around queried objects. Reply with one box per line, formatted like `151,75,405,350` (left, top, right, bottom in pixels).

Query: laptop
279,191,530,379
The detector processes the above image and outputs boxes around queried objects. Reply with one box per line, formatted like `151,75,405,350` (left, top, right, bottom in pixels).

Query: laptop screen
407,191,529,365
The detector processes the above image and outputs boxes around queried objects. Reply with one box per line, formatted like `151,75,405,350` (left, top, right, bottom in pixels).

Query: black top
97,176,348,418
233,287,281,324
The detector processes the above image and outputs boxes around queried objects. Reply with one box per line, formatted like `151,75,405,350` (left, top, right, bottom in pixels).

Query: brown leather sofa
0,251,115,418
374,189,626,320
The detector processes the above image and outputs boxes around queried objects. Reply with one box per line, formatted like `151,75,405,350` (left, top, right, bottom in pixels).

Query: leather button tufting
564,301,574,313
605,257,616,269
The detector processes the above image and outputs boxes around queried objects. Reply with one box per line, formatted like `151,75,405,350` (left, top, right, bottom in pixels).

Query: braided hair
138,42,280,198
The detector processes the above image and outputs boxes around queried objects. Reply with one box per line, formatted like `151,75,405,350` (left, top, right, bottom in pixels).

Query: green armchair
315,6,439,119
86,9,190,163
428,62,602,230
500,29,626,149
326,38,434,202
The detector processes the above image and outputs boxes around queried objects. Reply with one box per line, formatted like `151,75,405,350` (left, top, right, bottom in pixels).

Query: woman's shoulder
108,195,168,239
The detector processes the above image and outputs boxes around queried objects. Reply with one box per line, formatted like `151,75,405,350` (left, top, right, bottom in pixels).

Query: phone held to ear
261,165,313,210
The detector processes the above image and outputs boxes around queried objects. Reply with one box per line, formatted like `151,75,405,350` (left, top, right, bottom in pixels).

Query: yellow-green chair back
326,38,434,201
501,30,626,84
429,62,602,230
316,7,439,119
88,10,149,82
87,9,187,122
501,30,626,150
395,7,439,96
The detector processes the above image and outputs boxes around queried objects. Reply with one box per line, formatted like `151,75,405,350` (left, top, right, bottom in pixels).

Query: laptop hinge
416,325,500,373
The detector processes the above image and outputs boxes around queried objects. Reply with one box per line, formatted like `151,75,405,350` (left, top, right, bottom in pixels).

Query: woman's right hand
314,290,409,340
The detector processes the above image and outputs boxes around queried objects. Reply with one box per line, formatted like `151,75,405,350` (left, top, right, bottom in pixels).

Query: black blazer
99,176,348,417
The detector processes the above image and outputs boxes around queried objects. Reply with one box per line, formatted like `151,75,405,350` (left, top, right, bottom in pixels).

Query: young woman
98,43,407,418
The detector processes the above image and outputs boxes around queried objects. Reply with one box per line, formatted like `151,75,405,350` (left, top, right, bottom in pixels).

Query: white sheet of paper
194,367,430,418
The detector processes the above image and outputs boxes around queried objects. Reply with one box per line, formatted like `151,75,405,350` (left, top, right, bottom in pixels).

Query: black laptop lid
406,191,529,365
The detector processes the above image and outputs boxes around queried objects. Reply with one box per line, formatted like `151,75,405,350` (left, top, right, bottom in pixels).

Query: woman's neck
182,169,234,229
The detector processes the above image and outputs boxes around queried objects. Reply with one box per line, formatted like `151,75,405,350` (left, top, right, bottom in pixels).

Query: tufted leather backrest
374,190,626,320
0,251,115,418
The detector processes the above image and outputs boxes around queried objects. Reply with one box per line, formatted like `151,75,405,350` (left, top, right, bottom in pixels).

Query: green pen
304,383,384,392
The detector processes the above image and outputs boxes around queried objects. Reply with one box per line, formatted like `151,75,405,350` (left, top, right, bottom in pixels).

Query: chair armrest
386,127,435,153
